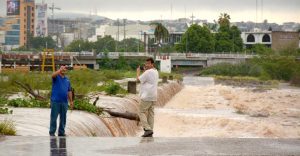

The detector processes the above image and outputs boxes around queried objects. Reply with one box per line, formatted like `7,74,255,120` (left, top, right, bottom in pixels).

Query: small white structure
156,55,171,73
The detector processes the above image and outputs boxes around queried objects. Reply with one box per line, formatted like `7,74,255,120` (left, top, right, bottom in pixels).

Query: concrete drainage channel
0,79,183,137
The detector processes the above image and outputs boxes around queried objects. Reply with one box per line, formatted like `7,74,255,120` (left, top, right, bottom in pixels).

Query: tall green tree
218,13,231,27
118,38,145,52
215,13,243,52
25,36,56,50
230,26,244,52
64,39,92,52
93,36,116,53
150,22,169,53
176,24,215,53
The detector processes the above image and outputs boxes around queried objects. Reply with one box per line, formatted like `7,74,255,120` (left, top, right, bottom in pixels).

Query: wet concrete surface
0,136,300,156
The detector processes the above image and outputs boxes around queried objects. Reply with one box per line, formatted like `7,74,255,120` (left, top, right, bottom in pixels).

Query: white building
241,31,272,48
35,3,48,37
88,24,152,42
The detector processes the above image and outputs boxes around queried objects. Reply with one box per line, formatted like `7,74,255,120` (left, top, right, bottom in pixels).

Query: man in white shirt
136,58,159,137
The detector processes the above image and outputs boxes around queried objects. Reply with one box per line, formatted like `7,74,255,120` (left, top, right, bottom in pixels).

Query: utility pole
123,19,126,52
255,0,258,29
117,19,120,51
190,13,195,25
117,19,120,41
49,3,61,45
186,32,188,53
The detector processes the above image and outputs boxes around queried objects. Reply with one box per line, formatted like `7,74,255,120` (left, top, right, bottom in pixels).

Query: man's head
144,58,155,70
59,65,68,75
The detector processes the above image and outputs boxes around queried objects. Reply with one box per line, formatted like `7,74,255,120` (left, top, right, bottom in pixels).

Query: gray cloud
43,0,300,12
0,0,299,23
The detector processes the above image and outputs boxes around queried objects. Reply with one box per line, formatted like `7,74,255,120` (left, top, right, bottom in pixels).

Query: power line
49,2,61,44
255,0,258,29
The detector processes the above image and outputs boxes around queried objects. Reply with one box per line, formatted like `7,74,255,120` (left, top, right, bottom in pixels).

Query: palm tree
218,13,231,26
149,22,169,54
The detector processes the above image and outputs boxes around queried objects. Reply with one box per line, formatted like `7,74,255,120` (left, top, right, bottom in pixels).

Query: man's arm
68,91,73,109
136,66,141,82
52,66,65,78
52,69,61,78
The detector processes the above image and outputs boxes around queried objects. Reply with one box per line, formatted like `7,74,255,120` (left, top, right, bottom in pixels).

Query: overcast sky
0,0,299,23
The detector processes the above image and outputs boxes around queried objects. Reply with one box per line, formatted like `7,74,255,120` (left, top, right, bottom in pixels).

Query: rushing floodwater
1,76,299,138
153,76,300,138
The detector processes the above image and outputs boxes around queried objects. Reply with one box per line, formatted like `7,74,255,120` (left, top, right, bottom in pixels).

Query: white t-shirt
139,68,159,101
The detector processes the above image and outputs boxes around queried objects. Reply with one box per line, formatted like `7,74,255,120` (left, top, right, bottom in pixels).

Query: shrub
200,62,263,78
0,108,13,114
0,97,8,107
252,56,299,81
104,81,126,95
73,98,103,115
0,120,16,136
8,98,49,108
201,55,300,82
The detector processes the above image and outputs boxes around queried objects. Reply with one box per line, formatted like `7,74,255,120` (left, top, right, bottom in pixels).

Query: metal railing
96,52,257,59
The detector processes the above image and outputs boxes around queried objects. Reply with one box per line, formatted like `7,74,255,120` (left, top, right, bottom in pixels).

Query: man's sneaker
141,130,153,137
58,134,66,137
49,133,55,136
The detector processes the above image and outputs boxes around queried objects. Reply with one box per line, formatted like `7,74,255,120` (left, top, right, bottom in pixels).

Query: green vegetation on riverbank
0,69,182,116
200,48,300,86
0,69,135,96
0,69,182,97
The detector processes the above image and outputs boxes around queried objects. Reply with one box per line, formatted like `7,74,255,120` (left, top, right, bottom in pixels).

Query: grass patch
0,96,8,107
0,69,136,97
8,98,50,108
0,120,16,136
0,108,13,114
104,81,127,95
73,98,103,115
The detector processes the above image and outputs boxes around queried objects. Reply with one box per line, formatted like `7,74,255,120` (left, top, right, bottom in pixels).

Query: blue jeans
49,101,68,136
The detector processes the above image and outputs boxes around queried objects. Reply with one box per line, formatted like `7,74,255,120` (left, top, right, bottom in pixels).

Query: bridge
0,51,257,73
0,51,99,72
97,52,256,67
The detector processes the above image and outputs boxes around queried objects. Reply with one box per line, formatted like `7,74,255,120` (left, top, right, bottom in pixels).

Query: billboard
7,0,20,16
35,3,48,37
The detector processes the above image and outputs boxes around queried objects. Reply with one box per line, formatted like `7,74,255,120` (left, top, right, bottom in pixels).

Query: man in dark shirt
49,66,73,136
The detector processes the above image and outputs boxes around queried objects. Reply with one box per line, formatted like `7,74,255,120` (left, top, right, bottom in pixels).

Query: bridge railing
3,51,95,57
2,51,258,59
162,53,257,59
95,52,257,59
97,52,152,58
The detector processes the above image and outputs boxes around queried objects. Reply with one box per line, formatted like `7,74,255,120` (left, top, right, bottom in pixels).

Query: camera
66,66,73,70
139,66,144,71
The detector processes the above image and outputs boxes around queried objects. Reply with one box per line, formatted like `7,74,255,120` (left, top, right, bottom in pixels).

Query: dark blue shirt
51,75,71,103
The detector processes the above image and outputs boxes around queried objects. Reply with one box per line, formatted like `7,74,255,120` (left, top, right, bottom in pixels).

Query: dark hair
146,57,154,64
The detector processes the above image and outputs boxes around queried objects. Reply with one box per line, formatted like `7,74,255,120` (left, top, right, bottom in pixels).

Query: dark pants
49,102,68,136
